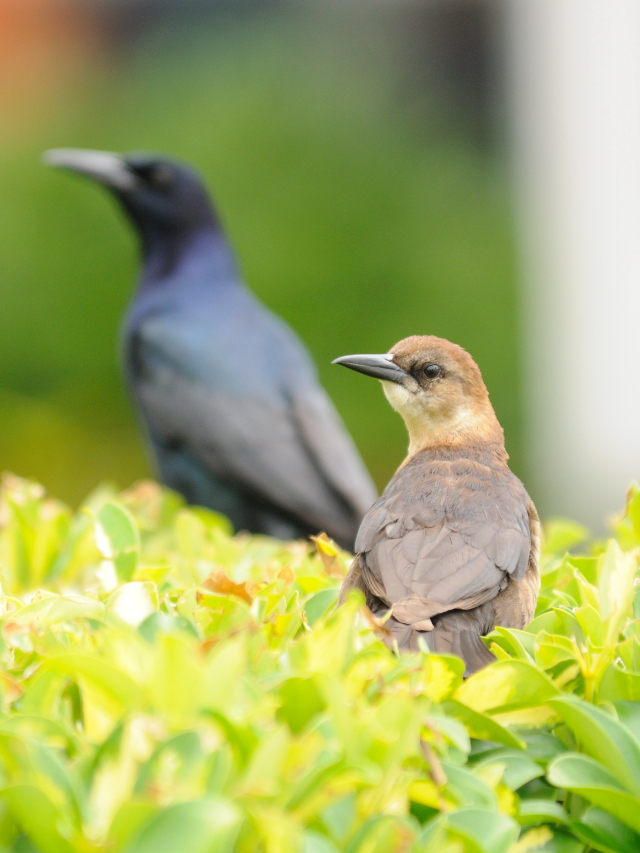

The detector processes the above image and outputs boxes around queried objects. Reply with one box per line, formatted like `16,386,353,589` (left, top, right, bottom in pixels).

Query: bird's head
334,335,504,456
43,149,217,256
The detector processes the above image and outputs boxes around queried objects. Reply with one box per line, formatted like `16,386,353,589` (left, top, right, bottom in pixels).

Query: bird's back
342,442,540,673
124,235,377,548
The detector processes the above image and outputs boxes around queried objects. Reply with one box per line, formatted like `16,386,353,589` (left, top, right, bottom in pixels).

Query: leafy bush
0,475,640,852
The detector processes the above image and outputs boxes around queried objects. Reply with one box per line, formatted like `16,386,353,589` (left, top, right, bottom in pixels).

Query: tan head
334,335,505,458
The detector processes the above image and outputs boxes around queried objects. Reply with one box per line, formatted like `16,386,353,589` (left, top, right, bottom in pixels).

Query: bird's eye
151,165,174,187
423,364,442,380
129,163,174,187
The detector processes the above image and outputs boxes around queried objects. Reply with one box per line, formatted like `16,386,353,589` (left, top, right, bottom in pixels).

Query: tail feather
426,622,496,676
380,609,495,676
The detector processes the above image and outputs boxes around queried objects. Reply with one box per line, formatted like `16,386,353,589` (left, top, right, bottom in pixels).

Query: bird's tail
425,621,496,676
381,610,496,676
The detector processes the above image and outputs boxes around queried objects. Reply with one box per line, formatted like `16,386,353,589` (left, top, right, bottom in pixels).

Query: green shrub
0,475,639,852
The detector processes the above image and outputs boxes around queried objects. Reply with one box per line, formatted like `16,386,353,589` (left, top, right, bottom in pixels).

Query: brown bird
333,336,540,674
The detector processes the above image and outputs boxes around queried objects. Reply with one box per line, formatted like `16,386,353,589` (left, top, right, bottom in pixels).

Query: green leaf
190,505,234,536
9,593,104,627
109,803,160,851
124,799,241,853
442,699,525,749
455,660,559,714
538,830,586,853
322,793,357,843
442,764,498,810
95,500,140,582
0,716,78,754
421,653,465,701
615,701,640,741
473,748,543,790
304,589,340,626
544,518,590,555
598,665,640,702
42,654,141,708
527,608,583,640
517,799,569,826
569,556,600,585
421,816,483,853
277,676,326,734
572,807,640,853
239,726,290,797
547,753,640,833
485,627,535,661
613,484,640,549
574,604,605,647
597,540,637,645
549,696,640,795
203,635,248,713
442,808,519,853
304,831,340,853
150,635,205,724
345,816,418,853
430,714,470,755
521,731,569,763
0,785,75,853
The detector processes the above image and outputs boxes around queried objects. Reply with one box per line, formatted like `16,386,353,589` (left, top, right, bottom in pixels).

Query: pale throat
381,380,499,458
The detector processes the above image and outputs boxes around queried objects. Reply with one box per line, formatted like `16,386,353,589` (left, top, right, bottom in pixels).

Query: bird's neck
140,226,238,285
402,403,507,464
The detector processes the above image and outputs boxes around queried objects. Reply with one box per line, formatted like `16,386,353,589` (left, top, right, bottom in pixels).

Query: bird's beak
42,148,139,191
332,353,409,384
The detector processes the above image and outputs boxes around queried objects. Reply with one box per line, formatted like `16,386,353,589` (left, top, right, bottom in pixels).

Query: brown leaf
203,570,253,604
311,533,346,578
246,580,268,598
278,566,295,586
3,622,29,637
0,673,23,703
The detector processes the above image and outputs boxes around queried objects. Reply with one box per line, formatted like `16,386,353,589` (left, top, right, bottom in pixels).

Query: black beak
42,148,138,191
332,353,409,384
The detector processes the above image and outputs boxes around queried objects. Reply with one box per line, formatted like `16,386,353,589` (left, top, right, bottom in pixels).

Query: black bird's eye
150,165,174,187
129,163,174,188
423,363,442,380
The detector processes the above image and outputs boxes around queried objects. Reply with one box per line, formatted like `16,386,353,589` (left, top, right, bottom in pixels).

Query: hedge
0,473,640,852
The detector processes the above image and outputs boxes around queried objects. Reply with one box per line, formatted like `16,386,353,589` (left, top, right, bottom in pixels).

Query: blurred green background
0,1,521,507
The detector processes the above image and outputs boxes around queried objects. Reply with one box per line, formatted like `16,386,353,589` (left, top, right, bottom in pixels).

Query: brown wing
349,449,531,628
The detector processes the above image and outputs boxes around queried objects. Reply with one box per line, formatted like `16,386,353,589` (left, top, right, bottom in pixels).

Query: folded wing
128,312,377,547
352,451,531,625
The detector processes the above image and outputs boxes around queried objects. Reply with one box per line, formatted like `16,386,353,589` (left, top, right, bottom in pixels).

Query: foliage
0,476,640,852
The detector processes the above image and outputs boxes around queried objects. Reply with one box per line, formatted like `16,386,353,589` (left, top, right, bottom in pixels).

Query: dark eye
130,163,174,187
150,165,174,187
423,364,441,380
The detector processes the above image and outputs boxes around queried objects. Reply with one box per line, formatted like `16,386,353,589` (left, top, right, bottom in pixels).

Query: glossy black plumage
45,149,377,548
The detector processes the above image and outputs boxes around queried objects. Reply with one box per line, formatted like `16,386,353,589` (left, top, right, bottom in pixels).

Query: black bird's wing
128,311,376,547
347,449,531,629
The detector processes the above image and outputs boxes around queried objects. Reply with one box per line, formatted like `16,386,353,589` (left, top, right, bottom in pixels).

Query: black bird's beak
42,148,138,191
332,353,409,385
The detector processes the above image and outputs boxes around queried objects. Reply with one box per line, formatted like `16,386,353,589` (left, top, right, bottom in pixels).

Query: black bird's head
43,149,218,266
334,335,504,456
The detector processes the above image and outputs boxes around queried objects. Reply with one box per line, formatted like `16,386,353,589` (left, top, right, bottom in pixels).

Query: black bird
334,336,540,673
44,149,377,549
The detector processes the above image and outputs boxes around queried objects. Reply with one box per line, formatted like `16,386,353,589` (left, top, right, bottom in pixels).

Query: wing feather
130,313,376,545
350,449,531,626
